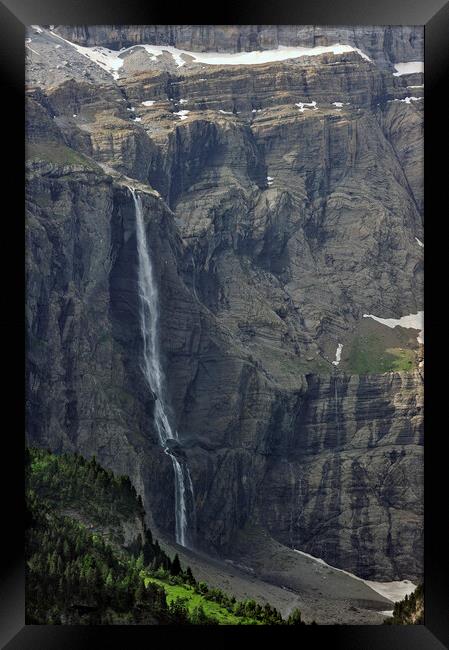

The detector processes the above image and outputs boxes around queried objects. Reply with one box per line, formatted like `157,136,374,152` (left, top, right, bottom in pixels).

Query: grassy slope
346,334,415,374
143,576,260,625
27,141,101,170
340,317,419,374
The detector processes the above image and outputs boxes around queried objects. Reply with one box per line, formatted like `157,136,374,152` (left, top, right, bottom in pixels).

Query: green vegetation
142,574,303,625
26,491,170,624
26,448,306,626
27,142,100,170
346,334,416,374
384,584,424,625
28,447,145,540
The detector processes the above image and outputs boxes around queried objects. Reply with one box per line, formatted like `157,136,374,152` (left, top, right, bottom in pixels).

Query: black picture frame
1,0,447,647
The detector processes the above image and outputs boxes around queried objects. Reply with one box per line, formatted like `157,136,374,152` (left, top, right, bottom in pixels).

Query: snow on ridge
49,30,125,79
134,43,372,67
42,27,373,78
294,549,416,603
172,43,372,65
391,96,423,104
362,311,424,344
393,61,424,76
332,343,343,366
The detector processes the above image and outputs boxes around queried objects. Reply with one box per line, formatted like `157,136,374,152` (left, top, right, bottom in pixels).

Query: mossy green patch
27,141,100,171
143,576,260,625
345,334,416,374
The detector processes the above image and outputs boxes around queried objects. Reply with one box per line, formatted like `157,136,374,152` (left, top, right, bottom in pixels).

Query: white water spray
130,187,194,548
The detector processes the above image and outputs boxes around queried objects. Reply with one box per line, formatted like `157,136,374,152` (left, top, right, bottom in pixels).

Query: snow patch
31,25,43,34
365,580,416,604
173,110,189,120
133,117,142,122
391,96,423,104
294,549,416,603
332,102,344,107
178,98,188,104
362,311,424,344
138,44,188,67
415,237,424,248
50,30,125,80
332,343,343,366
295,100,317,112
133,43,371,67
393,62,424,76
141,100,155,106
219,109,233,115
26,43,41,56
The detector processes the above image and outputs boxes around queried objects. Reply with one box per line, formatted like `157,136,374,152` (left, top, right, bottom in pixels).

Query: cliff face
26,25,423,582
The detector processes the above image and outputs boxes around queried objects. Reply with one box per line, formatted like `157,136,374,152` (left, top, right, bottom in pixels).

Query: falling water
334,375,340,448
130,187,194,548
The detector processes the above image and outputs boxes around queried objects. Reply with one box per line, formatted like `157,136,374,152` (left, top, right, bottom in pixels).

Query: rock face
25,25,423,583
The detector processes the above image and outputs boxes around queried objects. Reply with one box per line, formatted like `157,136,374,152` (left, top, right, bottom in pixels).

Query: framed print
1,0,448,647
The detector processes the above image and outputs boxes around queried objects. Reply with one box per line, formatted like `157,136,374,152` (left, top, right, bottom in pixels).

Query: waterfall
334,376,340,448
130,187,194,548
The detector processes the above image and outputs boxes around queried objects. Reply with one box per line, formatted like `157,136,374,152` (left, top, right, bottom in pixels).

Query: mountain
25,25,423,623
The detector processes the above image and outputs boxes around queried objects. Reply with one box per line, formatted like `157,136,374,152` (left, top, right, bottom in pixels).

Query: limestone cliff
25,25,423,583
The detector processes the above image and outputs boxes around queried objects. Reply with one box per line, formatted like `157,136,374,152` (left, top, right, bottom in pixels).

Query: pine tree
135,580,146,604
185,566,196,585
287,608,304,625
171,553,182,576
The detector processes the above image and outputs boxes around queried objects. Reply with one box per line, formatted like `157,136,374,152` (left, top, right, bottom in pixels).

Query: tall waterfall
130,187,194,548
